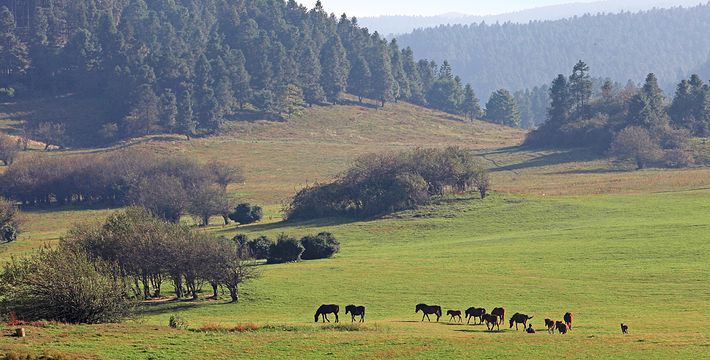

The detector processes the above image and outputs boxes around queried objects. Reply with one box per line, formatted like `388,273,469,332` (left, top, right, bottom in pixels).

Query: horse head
415,303,426,313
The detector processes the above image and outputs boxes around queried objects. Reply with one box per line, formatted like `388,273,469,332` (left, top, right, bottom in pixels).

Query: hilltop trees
0,1,477,145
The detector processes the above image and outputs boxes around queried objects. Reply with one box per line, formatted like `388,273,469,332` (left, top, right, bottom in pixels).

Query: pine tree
177,88,197,140
0,6,30,81
548,74,571,128
461,84,482,120
299,45,324,106
348,54,371,103
368,37,394,107
627,73,667,132
389,39,409,102
160,88,178,131
226,49,252,110
569,60,592,119
320,35,349,103
485,89,521,127
124,84,160,136
401,47,425,104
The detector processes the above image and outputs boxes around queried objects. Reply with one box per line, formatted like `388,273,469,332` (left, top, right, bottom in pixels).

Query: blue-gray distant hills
390,2,710,98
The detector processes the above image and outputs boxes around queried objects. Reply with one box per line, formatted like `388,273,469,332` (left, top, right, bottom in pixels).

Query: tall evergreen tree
461,84,482,120
368,37,394,107
485,89,521,127
627,73,667,132
160,88,178,131
0,6,29,81
320,35,349,103
299,45,324,106
348,54,371,103
177,88,197,140
547,74,572,128
569,60,592,119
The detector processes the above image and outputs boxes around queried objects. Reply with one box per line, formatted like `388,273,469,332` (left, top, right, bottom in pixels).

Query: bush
228,203,263,226
301,232,340,260
609,126,663,169
169,315,188,329
249,236,272,260
0,197,20,243
664,149,695,168
0,247,137,324
0,134,21,166
267,234,304,264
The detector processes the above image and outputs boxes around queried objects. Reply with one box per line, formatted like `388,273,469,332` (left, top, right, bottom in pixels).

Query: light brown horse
509,313,534,330
564,312,574,330
447,310,463,323
482,313,500,331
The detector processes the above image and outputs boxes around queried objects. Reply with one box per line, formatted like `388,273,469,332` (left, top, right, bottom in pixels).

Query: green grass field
1,99,709,359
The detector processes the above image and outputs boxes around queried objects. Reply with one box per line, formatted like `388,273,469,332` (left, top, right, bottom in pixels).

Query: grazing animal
621,323,629,334
465,307,486,325
345,305,366,323
416,304,443,322
555,321,568,334
564,312,574,330
314,304,340,323
491,307,506,324
447,310,463,323
509,313,534,330
544,319,556,334
482,313,500,331
526,324,536,334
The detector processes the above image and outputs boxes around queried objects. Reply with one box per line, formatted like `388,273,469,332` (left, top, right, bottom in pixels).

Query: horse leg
335,312,339,323
324,314,330,323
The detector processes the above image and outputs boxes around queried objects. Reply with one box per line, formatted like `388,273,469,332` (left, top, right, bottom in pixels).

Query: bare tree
610,126,662,169
0,134,20,165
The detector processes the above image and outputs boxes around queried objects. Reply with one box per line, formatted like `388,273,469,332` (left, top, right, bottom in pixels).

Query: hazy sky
313,0,601,17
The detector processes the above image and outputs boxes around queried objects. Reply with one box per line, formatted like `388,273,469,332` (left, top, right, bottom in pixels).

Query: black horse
465,307,486,325
314,304,340,323
416,303,442,322
345,305,366,322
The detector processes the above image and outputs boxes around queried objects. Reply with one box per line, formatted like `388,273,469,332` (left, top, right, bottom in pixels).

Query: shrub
0,134,21,166
609,126,663,169
0,197,20,243
0,247,137,324
301,232,340,260
267,234,304,264
228,203,263,226
664,149,695,168
169,315,188,329
249,236,272,260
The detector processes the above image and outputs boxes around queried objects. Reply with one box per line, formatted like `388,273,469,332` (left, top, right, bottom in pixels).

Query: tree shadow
137,297,230,317
490,148,605,173
213,216,364,236
338,98,381,110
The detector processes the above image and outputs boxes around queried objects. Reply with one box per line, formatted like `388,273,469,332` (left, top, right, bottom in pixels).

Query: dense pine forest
397,4,710,100
0,0,483,146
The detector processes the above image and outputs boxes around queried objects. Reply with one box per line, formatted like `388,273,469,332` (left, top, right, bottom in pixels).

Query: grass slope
1,191,708,359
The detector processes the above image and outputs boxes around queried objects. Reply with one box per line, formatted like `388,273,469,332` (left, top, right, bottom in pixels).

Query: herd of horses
315,304,584,334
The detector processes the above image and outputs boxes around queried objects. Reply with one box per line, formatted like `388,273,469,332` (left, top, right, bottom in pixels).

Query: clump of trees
0,1,483,146
0,151,243,223
228,203,264,226
233,232,341,264
66,208,258,302
286,147,490,220
0,246,137,324
0,197,20,243
0,134,21,165
526,61,704,168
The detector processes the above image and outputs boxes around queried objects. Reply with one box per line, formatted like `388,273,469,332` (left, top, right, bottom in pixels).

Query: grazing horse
447,310,463,323
465,307,486,325
621,323,629,334
564,312,574,330
555,321,568,334
482,313,500,331
509,313,534,330
345,305,366,323
526,324,536,334
314,304,340,323
491,307,506,324
544,319,556,334
416,304,442,322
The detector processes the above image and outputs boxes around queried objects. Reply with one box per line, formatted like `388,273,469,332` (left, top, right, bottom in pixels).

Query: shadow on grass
214,216,365,236
455,329,505,334
137,298,230,317
481,147,605,173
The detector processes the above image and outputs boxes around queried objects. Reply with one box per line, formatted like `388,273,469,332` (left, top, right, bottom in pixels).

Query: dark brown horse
491,307,505,324
509,313,534,330
564,312,573,330
482,313,500,331
621,323,629,334
555,320,568,334
314,304,339,323
345,305,365,323
544,319,556,334
465,307,486,325
416,304,442,322
447,310,463,323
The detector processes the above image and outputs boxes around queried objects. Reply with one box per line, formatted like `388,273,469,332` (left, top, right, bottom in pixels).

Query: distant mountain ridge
393,3,710,100
359,0,706,36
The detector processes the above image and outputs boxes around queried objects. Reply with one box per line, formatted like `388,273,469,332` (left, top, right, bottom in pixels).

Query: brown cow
482,313,500,331
544,319,556,334
491,307,505,324
564,312,573,330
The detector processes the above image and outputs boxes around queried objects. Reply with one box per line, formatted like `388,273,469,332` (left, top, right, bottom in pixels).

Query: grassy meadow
1,99,709,359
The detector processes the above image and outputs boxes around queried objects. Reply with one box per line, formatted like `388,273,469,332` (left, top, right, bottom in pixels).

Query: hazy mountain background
393,3,710,99
359,0,706,36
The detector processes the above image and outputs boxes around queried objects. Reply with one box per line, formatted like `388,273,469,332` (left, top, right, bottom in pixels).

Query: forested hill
0,0,481,146
396,3,710,98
